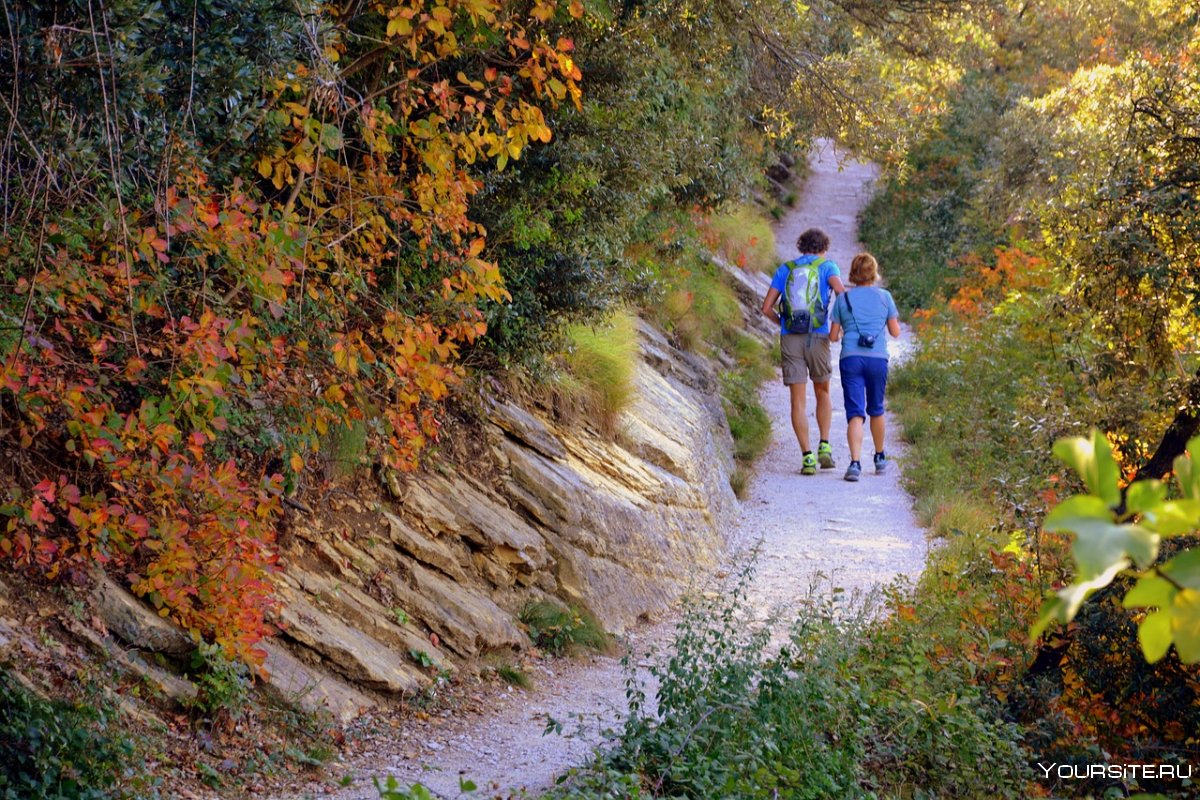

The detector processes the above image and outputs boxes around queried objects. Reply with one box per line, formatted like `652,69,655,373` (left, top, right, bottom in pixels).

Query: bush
0,669,145,799
549,566,1029,799
186,642,252,724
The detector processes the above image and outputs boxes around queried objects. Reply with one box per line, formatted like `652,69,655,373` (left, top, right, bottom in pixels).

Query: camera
857,333,877,348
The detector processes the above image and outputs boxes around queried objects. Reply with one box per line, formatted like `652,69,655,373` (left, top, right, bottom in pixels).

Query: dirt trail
311,141,927,800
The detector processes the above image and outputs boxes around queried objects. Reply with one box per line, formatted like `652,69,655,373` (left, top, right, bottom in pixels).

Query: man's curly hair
797,228,830,254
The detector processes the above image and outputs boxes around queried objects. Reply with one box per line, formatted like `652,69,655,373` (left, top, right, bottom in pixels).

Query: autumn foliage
0,0,582,663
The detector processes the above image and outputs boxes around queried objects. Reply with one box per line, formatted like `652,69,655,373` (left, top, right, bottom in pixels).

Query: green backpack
779,256,827,334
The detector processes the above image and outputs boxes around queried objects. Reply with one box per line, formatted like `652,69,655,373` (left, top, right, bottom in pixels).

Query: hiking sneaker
844,461,862,482
800,452,818,476
817,441,835,469
874,451,888,474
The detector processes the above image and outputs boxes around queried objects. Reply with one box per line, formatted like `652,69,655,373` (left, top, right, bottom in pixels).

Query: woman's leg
848,415,865,462
869,414,886,454
840,357,867,462
864,358,890,461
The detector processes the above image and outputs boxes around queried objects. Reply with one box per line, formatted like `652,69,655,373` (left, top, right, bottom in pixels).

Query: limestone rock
383,511,465,579
276,585,428,694
269,302,745,713
91,573,194,657
402,475,549,571
487,400,566,461
259,640,377,723
503,441,584,528
67,618,198,707
385,563,527,657
282,569,451,672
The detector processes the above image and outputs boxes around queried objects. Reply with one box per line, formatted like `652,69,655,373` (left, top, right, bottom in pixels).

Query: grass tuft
720,333,774,470
556,310,639,431
519,599,609,655
661,271,742,353
705,205,778,274
496,664,532,689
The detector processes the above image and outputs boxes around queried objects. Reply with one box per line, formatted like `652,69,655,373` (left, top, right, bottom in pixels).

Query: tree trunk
1133,366,1200,483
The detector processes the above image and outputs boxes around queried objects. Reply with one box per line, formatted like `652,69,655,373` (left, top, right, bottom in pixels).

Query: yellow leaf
257,157,273,178
386,16,413,37
290,453,304,473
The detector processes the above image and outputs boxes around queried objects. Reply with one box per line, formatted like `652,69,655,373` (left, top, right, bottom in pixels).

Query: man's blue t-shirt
769,255,841,336
831,286,900,359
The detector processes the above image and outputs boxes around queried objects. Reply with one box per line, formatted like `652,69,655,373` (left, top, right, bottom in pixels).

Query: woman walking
829,253,901,482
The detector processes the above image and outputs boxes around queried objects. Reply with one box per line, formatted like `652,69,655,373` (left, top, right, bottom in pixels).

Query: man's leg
813,380,833,444
807,335,836,468
789,382,810,453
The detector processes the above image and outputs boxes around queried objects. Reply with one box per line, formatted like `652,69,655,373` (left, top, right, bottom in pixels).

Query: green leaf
320,123,344,150
1044,494,1111,527
1160,548,1200,589
1123,574,1177,609
1175,436,1200,499
1031,560,1127,639
1053,430,1120,506
1045,496,1157,576
1170,589,1200,663
1146,499,1200,536
1139,609,1173,663
1125,479,1166,514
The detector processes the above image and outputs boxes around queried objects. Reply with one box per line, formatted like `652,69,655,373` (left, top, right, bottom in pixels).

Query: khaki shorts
781,333,832,385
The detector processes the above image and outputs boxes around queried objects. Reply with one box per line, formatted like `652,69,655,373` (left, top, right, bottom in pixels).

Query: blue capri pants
840,356,889,421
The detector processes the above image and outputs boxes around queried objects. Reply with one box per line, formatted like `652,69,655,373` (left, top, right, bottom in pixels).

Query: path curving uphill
312,140,927,800
735,140,927,611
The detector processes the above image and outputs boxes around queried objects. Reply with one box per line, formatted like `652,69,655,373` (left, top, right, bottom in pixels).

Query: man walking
760,228,845,475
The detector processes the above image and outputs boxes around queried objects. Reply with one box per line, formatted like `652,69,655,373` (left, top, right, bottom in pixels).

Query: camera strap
841,289,888,343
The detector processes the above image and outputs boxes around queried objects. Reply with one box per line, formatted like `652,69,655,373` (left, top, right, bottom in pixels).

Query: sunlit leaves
1052,431,1122,506
1036,433,1200,663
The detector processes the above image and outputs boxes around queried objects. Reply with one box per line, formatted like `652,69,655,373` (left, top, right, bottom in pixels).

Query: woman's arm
829,321,842,343
887,318,901,338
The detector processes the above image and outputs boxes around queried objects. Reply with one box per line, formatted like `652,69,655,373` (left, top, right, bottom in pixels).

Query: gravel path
735,140,927,612
309,140,927,800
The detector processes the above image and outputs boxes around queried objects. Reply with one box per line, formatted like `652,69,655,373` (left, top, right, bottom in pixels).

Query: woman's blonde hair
849,253,878,285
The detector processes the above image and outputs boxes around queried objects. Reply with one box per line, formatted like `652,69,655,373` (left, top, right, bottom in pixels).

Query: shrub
186,642,252,724
0,669,144,799
549,566,1029,798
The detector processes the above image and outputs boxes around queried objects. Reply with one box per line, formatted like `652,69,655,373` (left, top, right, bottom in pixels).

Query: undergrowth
0,668,150,799
542,564,1029,799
